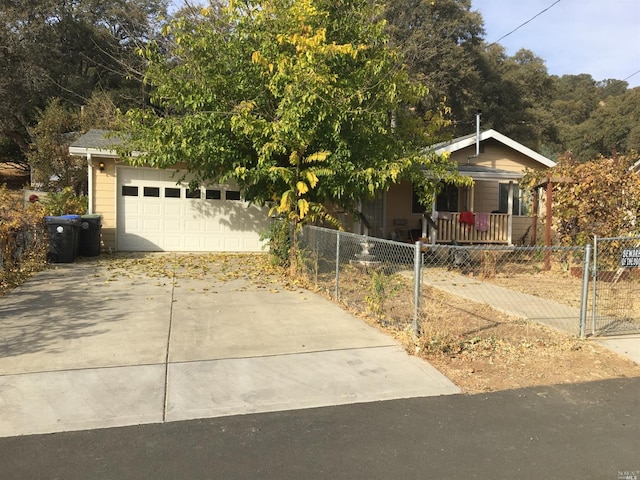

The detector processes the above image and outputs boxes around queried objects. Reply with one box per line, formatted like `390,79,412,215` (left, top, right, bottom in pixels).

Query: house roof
458,164,524,181
431,129,556,169
69,129,126,158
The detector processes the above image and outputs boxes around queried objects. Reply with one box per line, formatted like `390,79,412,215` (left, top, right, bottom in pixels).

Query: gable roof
69,129,126,158
431,129,556,168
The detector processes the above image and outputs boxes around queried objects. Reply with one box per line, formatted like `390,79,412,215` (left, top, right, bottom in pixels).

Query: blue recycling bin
45,215,80,263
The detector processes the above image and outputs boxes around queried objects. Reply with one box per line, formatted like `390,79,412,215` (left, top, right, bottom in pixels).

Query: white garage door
116,167,269,252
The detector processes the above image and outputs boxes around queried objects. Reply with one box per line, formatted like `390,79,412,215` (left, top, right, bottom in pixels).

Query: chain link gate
591,236,640,336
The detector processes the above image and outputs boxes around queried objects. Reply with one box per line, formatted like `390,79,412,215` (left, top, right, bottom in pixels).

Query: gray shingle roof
69,129,126,151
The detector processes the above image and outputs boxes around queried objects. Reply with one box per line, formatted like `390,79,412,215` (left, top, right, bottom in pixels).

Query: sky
471,0,640,88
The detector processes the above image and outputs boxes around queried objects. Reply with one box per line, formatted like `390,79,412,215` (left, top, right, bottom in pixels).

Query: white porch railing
435,213,509,244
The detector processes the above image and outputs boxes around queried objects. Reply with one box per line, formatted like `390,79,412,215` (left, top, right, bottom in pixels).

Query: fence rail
298,225,593,338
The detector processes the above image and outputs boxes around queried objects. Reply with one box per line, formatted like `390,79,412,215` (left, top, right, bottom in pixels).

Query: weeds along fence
0,215,48,291
297,225,591,337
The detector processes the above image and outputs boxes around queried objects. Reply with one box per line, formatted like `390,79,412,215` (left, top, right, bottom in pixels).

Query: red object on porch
459,211,475,226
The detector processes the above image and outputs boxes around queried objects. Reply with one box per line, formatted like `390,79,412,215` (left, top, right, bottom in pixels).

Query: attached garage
69,129,270,253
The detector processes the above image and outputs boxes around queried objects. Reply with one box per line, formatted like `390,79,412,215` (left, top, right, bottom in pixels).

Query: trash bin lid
60,214,81,220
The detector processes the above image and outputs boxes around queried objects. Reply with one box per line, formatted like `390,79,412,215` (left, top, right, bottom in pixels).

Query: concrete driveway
0,254,459,437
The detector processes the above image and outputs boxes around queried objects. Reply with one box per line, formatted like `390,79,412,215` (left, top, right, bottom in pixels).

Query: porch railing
435,212,509,244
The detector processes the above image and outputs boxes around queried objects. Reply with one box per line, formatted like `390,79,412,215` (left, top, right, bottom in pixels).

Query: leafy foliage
40,187,88,216
523,155,640,245
0,0,167,167
0,186,48,293
262,217,292,268
124,0,462,228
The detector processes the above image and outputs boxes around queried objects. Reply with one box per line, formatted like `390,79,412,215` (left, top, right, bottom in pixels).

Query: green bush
41,186,88,216
262,217,292,268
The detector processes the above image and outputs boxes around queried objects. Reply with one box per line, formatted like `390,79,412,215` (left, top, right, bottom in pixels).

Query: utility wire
623,68,640,83
487,0,562,48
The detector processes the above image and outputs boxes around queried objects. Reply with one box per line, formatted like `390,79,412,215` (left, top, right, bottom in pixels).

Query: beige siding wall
92,156,117,251
385,181,423,239
449,139,545,172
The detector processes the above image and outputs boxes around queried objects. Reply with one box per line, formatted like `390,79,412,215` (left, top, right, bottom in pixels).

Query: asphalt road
2,377,639,480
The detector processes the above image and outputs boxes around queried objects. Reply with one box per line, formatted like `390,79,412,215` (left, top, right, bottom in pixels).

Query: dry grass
304,262,640,394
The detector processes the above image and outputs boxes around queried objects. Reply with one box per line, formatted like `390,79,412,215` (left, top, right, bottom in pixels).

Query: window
225,190,241,201
121,186,138,196
411,186,427,214
435,184,459,212
499,183,529,216
165,187,181,198
206,189,221,200
186,188,201,199
143,187,160,197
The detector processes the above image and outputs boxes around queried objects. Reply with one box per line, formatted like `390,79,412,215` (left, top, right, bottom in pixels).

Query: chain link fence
297,226,590,337
591,236,640,336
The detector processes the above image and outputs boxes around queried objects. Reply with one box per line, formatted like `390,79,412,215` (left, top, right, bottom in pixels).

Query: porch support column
430,198,437,245
531,187,539,246
507,180,514,245
87,153,94,214
469,184,475,212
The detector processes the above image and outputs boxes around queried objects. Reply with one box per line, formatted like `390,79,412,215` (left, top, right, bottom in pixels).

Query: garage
116,167,269,252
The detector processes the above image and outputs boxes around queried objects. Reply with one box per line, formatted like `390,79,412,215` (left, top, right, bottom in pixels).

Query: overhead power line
623,68,640,83
487,0,562,48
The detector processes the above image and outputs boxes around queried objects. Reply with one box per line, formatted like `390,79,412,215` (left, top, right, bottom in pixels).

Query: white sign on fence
621,248,640,268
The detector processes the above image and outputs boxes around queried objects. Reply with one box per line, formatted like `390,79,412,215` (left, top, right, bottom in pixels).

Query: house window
499,183,529,216
225,190,241,201
121,186,138,196
165,187,181,198
435,183,459,212
143,187,160,198
186,188,201,199
206,189,221,200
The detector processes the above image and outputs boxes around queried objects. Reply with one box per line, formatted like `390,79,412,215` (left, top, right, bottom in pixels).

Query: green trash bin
79,214,102,257
45,215,80,263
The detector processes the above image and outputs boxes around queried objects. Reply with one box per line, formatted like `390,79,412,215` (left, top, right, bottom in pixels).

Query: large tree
384,0,485,137
0,0,168,169
124,0,463,226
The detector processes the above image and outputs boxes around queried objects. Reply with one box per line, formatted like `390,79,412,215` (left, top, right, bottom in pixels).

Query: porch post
507,181,514,245
531,187,539,246
87,153,94,214
430,199,437,245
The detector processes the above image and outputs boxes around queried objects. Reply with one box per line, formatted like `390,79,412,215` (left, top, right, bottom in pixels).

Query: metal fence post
591,235,598,336
335,230,340,301
579,243,592,339
413,241,421,334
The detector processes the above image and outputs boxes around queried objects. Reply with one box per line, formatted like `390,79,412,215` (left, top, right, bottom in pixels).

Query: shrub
0,185,48,293
40,186,88,216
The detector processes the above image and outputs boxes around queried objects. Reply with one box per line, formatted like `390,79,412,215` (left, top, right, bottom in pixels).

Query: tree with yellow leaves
124,0,461,229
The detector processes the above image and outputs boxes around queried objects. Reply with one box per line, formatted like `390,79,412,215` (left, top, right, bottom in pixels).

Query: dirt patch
409,287,639,393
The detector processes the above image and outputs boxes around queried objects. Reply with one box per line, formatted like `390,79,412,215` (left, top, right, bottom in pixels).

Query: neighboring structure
362,129,556,245
69,129,270,252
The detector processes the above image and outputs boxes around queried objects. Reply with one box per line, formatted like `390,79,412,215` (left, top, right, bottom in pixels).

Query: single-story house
69,129,270,252
70,127,555,253
359,129,556,245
